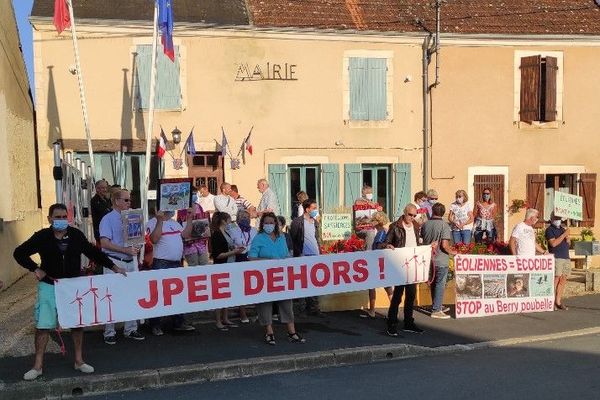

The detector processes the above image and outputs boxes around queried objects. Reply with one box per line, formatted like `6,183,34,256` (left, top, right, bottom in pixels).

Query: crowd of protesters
11,179,572,381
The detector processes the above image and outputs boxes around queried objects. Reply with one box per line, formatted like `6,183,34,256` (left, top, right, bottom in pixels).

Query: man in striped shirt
230,185,256,217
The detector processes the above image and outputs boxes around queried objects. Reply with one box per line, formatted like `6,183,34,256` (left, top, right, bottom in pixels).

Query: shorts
554,258,571,277
34,281,58,329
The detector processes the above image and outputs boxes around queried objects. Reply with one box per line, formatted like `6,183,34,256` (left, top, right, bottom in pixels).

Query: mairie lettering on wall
235,62,298,82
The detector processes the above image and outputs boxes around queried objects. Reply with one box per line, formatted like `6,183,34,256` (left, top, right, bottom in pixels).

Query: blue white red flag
157,0,175,62
186,128,196,156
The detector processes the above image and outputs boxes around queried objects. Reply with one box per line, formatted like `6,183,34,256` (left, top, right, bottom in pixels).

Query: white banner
454,254,555,318
55,246,432,328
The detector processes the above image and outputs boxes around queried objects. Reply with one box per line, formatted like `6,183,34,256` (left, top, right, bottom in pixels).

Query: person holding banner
381,204,424,335
509,208,548,256
248,212,305,345
421,203,458,319
210,212,245,331
13,203,127,381
99,189,146,345
546,214,571,310
146,209,196,335
363,211,393,318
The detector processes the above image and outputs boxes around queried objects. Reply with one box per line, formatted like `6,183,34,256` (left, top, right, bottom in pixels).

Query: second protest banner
55,246,431,328
454,254,555,318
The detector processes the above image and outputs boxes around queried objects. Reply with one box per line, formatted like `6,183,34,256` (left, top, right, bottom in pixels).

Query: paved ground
86,332,600,400
1,274,599,387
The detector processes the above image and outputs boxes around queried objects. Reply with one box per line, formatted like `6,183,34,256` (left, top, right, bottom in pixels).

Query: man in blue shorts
14,203,126,381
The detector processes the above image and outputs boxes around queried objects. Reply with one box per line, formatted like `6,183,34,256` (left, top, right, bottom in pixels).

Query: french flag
53,0,71,34
157,129,168,159
157,0,175,62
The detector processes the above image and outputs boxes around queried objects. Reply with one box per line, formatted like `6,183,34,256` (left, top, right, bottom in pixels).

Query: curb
3,326,599,400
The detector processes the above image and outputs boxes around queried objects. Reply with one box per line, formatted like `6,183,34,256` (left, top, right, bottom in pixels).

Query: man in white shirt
214,182,239,221
257,179,280,216
509,208,548,256
198,185,215,215
146,209,195,336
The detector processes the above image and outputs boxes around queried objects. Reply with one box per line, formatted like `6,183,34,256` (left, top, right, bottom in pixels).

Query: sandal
265,334,276,345
359,311,377,319
216,325,229,332
288,332,306,343
555,303,568,311
223,321,239,328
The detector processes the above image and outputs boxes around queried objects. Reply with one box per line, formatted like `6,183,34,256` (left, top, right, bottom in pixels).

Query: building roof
31,0,600,36
31,0,250,26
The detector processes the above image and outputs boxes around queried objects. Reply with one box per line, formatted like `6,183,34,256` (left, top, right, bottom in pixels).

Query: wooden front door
187,152,224,195
474,175,505,241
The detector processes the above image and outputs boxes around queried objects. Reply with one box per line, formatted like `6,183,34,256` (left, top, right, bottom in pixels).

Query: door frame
468,166,509,241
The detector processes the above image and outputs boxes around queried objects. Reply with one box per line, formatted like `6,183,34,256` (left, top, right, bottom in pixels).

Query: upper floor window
135,45,182,110
515,51,563,127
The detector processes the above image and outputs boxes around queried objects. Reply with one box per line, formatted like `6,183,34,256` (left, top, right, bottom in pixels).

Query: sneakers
125,330,146,341
103,335,117,345
431,311,451,319
23,368,43,381
442,306,451,313
173,323,195,332
152,327,164,336
403,323,424,334
74,363,95,374
386,326,399,337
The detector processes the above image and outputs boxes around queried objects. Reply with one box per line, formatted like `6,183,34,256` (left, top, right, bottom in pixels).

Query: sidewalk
1,275,599,398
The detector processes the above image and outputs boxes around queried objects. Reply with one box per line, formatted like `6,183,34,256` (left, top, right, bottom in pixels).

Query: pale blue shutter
135,45,181,110
155,47,181,109
394,163,411,220
349,58,368,120
268,164,288,218
344,164,362,207
322,164,340,213
135,46,151,109
368,58,387,121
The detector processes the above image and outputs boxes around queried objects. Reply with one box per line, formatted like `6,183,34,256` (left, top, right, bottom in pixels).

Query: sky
12,0,35,97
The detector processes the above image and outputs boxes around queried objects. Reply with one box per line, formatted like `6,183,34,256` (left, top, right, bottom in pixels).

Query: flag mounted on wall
221,127,229,157
157,0,175,62
53,0,71,34
185,128,196,156
157,129,168,159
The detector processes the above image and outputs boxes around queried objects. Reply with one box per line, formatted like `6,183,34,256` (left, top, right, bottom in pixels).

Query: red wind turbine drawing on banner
81,277,101,324
100,287,114,322
70,290,85,326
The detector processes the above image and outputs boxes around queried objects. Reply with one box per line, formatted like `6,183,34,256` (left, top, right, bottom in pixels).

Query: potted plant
581,228,595,242
508,199,528,215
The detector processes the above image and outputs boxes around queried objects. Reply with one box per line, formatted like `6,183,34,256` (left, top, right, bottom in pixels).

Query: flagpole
141,1,159,262
66,0,95,177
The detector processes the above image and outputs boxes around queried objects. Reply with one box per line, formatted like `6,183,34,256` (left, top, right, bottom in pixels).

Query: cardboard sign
553,191,583,221
321,214,352,241
454,254,555,318
157,178,193,212
353,203,380,231
55,246,432,328
121,209,144,247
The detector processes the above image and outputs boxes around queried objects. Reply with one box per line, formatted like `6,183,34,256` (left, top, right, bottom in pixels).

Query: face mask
483,194,491,201
309,210,319,219
456,197,464,204
192,194,199,203
429,199,437,205
238,219,251,232
263,224,275,234
226,222,237,231
52,219,69,231
365,193,373,200
552,220,562,228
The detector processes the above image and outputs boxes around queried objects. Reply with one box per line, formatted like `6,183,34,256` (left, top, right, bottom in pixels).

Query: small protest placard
321,214,352,241
121,209,144,247
553,191,583,221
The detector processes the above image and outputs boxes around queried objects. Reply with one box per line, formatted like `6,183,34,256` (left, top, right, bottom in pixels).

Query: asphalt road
87,333,600,400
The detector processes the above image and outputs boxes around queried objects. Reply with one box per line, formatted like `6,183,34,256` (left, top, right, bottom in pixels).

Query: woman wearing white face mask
474,187,498,243
248,213,305,345
448,189,474,244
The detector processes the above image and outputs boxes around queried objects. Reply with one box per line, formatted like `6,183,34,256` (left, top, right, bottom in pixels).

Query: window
289,165,321,216
348,57,387,121
187,152,224,195
527,173,596,228
515,51,563,126
361,165,391,215
135,45,182,110
77,152,160,209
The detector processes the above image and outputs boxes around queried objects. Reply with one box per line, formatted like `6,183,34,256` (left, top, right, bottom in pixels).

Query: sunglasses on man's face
120,198,131,202
407,213,417,217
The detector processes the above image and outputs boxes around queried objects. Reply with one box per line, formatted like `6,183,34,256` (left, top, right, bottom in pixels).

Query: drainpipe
422,35,431,192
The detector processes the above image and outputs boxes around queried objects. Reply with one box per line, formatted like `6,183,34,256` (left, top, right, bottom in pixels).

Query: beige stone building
0,0,40,289
29,1,600,304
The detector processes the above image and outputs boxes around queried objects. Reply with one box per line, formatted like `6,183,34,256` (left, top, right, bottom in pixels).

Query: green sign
321,214,352,241
553,191,583,221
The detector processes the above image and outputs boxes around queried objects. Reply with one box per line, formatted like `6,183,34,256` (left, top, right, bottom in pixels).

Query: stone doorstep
584,269,600,292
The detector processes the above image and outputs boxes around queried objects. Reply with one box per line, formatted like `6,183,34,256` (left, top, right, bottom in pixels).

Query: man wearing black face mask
545,214,571,311
13,203,126,381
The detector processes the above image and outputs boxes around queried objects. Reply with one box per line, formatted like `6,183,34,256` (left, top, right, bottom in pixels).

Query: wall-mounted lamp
171,126,182,145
